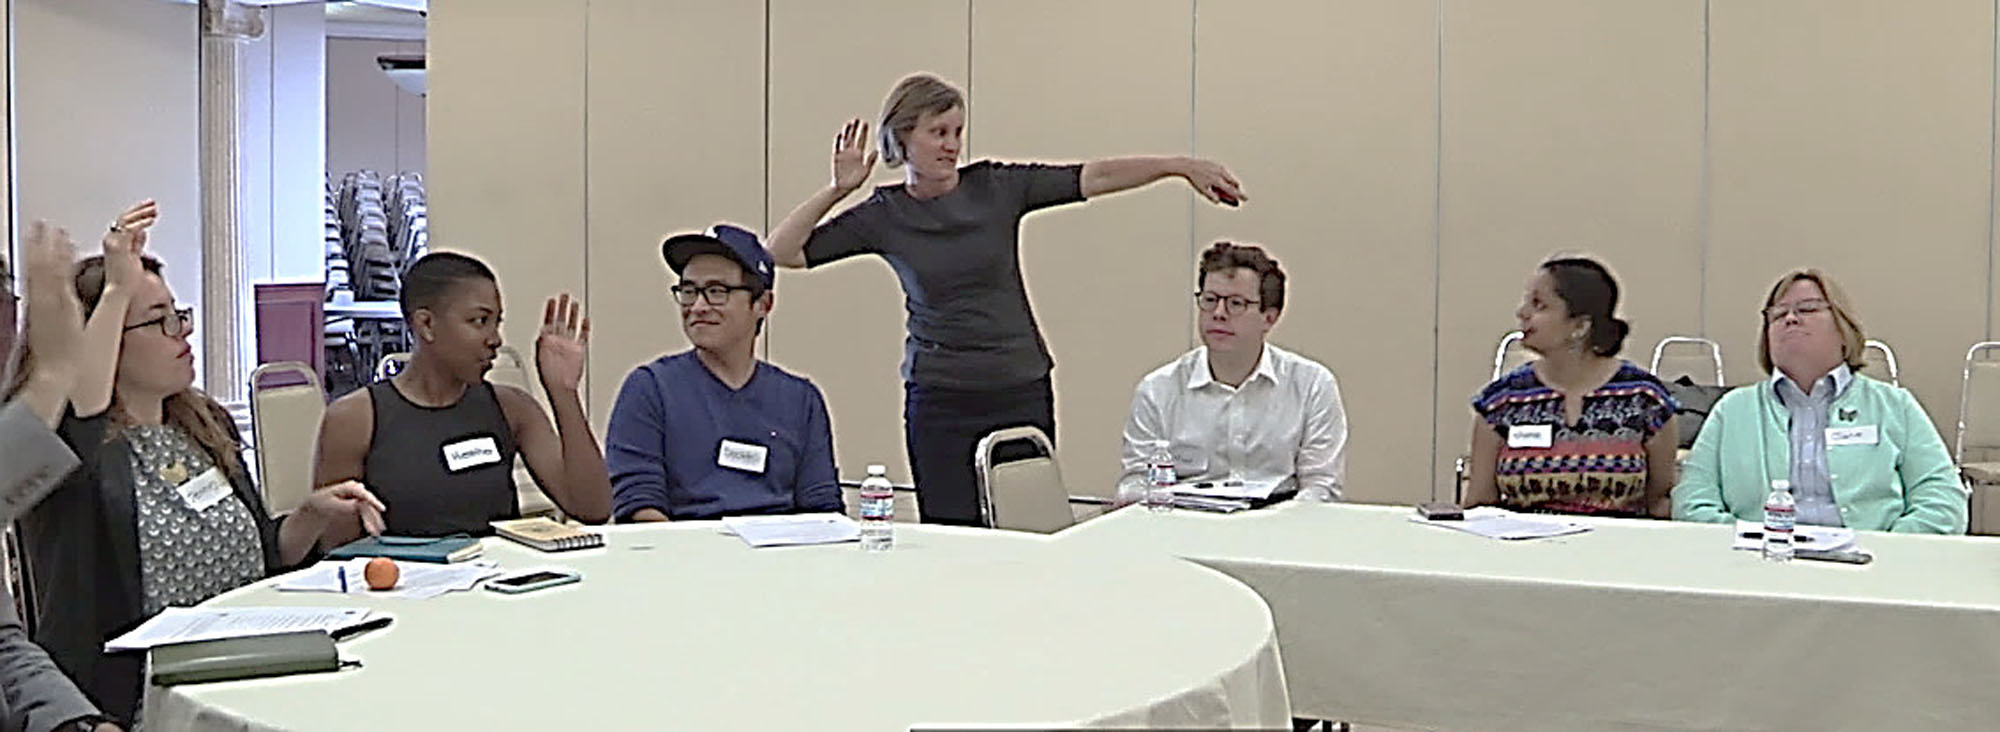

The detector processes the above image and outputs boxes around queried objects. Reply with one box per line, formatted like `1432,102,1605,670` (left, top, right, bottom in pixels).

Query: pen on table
339,566,348,592
1738,531,1814,543
331,615,393,641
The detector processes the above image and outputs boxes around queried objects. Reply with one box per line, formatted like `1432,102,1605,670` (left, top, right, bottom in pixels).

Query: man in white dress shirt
1119,241,1348,502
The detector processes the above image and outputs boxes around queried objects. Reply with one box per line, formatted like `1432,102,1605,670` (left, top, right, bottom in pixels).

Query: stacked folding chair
321,181,362,397
324,170,427,392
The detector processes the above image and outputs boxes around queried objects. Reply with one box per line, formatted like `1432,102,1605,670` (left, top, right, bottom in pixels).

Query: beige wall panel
2,0,11,265
394,41,428,176
1708,0,1992,436
328,39,404,178
767,0,970,484
1436,0,1705,498
427,0,587,393
13,0,204,367
2,0,11,266
971,0,1195,498
1193,0,1440,506
585,0,766,430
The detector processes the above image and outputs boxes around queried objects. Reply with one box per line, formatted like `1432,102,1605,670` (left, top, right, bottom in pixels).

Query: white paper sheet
273,559,504,599
105,606,379,652
720,513,860,547
1730,520,1859,552
1170,495,1253,513
1410,506,1592,540
1171,479,1279,501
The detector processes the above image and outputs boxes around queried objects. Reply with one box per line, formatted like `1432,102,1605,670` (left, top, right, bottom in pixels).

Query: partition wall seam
1698,0,1712,338
1187,0,1198,352
581,3,593,370
760,0,772,358
965,1,974,157
762,0,771,238
1987,0,1998,339
3,0,11,270
1429,0,1445,500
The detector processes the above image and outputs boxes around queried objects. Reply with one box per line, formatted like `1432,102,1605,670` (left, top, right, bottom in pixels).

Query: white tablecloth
1059,502,2000,732
146,524,1289,731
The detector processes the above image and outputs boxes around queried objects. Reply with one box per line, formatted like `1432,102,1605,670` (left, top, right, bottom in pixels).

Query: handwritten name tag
1826,425,1878,447
442,436,503,472
718,440,769,474
1508,424,1554,449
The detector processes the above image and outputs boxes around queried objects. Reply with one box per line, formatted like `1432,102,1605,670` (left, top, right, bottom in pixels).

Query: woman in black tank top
313,253,613,543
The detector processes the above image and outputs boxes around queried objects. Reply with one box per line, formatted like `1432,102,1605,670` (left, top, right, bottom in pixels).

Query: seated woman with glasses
1464,256,1679,517
1673,269,1965,533
9,202,385,723
602,224,842,522
313,251,612,542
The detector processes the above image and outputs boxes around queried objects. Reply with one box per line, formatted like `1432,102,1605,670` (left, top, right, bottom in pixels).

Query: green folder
150,631,341,686
326,535,484,563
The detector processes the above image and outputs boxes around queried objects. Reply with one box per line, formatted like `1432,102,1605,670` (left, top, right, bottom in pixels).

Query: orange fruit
363,557,399,590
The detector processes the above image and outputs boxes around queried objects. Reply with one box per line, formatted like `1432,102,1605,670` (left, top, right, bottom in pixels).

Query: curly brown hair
1197,241,1286,312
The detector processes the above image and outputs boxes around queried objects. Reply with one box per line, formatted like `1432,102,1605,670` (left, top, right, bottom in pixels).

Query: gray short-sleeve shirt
803,161,1085,390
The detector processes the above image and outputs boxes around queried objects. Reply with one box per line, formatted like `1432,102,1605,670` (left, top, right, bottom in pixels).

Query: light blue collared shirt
1772,364,1855,527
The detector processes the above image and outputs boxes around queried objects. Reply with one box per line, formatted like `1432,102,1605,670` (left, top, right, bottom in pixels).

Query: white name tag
442,436,503,472
175,467,233,511
718,440,769,474
1826,425,1879,447
1507,424,1554,449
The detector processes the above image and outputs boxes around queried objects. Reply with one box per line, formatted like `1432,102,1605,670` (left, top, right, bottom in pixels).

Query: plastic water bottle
1145,441,1176,513
1115,478,1145,508
1762,479,1795,563
859,465,894,552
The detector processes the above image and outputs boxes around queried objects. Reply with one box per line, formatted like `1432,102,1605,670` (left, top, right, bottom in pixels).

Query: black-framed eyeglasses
124,307,194,338
1762,298,1830,324
670,283,757,306
1194,292,1261,316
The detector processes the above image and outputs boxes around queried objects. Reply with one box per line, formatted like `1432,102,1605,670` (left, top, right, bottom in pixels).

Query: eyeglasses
670,283,757,306
124,307,194,338
1762,298,1831,324
1194,292,1262,316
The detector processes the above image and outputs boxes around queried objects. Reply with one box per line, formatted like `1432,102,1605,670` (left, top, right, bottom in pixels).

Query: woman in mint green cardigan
1673,269,1967,534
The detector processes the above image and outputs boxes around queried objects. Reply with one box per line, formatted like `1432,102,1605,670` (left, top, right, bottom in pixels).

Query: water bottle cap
1770,480,1792,491
866,464,887,475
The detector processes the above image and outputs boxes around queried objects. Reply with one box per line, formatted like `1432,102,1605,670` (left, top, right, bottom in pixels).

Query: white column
199,0,263,407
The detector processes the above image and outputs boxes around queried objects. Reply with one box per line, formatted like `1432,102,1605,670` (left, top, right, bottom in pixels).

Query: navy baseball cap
661,223,776,291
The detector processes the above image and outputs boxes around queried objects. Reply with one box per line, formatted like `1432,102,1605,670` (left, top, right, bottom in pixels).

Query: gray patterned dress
124,423,266,616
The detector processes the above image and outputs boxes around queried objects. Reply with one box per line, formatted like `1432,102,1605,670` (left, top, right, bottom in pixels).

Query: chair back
974,427,1074,534
250,362,327,517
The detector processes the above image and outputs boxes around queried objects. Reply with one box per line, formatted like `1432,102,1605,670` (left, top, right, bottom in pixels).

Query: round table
145,523,1290,730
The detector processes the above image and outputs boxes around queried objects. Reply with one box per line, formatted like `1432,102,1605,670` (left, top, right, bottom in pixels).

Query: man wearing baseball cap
604,224,842,521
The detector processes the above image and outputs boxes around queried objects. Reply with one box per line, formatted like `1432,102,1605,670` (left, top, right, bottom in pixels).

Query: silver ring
108,222,124,234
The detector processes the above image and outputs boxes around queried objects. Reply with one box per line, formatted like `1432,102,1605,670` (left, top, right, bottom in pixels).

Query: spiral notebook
490,517,604,552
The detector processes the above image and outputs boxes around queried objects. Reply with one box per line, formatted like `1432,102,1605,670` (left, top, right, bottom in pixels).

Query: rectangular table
1058,502,2000,731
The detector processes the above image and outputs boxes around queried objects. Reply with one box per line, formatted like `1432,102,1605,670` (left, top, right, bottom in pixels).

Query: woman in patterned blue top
1463,257,1679,517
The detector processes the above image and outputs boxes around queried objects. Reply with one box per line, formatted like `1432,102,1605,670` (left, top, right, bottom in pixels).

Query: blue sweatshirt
606,351,842,521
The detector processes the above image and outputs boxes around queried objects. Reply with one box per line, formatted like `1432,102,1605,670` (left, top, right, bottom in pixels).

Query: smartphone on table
484,568,581,594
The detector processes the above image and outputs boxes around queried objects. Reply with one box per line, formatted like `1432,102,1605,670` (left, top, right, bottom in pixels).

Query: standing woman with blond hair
766,73,1248,526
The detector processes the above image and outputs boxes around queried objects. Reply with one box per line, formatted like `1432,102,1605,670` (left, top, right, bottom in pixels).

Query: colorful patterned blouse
1472,361,1678,516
